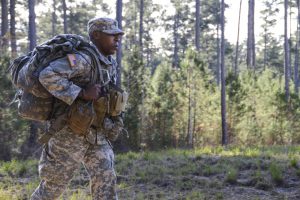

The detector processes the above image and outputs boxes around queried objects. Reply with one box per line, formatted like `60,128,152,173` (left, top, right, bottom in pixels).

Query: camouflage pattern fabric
38,44,117,106
103,116,124,141
31,127,117,200
31,46,120,200
87,18,124,36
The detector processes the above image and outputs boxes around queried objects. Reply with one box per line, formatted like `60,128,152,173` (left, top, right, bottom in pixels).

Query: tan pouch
93,97,109,127
68,100,95,135
109,90,128,116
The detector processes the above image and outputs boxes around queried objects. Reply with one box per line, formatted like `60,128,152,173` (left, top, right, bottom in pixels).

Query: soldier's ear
92,32,102,40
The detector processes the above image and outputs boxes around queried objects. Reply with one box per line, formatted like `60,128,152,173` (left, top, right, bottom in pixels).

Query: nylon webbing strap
38,132,55,144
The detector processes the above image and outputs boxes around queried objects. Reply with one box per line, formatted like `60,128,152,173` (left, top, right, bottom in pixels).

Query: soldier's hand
79,84,102,100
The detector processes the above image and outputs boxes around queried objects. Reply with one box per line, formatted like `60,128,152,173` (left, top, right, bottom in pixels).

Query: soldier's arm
39,54,92,105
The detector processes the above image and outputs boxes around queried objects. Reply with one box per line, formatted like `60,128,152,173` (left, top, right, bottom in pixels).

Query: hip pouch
93,97,109,127
109,89,128,116
67,100,96,135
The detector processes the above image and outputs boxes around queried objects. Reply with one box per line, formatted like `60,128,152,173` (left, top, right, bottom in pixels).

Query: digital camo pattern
87,18,124,36
39,52,91,105
39,46,117,106
31,127,117,200
18,92,53,121
103,116,124,141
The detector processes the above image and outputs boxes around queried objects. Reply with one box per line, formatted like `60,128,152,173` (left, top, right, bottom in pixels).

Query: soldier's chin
112,49,118,54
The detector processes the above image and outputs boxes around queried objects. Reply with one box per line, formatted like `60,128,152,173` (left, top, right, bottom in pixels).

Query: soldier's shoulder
74,51,93,65
64,51,92,69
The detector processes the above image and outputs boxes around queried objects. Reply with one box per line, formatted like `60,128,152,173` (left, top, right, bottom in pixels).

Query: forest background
0,0,300,161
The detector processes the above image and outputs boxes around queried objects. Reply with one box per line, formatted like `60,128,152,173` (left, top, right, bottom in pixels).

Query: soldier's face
92,32,122,56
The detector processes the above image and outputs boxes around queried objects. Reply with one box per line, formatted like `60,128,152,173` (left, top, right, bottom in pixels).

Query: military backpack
8,34,102,122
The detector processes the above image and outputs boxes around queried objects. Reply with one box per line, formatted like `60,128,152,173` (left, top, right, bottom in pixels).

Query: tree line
0,0,300,160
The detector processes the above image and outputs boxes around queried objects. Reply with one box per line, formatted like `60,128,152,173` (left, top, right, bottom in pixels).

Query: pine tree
1,0,9,53
247,0,255,69
284,0,290,102
116,0,123,86
52,0,57,36
220,0,227,145
195,0,201,51
294,0,300,94
62,0,67,33
10,0,17,57
234,0,242,76
28,0,37,50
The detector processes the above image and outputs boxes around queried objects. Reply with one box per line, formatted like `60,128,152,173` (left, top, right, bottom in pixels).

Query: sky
225,0,293,44
33,0,297,45
98,0,298,45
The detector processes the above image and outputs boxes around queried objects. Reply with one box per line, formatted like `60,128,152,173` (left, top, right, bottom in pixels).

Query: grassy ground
0,146,300,200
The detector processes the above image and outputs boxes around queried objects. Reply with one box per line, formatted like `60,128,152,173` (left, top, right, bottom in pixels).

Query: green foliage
202,164,222,176
145,61,178,148
63,189,92,200
0,159,38,177
296,169,300,177
186,191,205,200
226,69,300,146
0,56,29,160
142,151,158,161
2,0,300,155
256,0,282,72
123,47,148,150
269,162,283,185
289,157,298,168
225,167,238,184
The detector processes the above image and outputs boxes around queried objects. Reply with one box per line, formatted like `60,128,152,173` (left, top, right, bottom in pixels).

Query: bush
0,159,38,177
269,162,283,185
225,167,238,184
289,157,298,169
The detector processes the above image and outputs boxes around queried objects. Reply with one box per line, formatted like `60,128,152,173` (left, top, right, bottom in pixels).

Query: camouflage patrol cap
88,17,124,36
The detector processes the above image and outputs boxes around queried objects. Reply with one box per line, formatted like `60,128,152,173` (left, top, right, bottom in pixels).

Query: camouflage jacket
39,43,117,106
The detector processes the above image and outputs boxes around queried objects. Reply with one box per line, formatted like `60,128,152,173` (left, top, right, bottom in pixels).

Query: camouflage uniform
31,18,124,200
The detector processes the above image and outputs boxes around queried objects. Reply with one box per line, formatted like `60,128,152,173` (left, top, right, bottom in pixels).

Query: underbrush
0,145,299,199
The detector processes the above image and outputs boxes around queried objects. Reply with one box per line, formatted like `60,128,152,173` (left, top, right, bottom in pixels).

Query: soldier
30,17,124,200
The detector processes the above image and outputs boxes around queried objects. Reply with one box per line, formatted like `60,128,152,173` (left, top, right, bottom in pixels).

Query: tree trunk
295,0,300,94
247,0,255,70
10,0,17,57
139,0,144,53
289,4,292,80
221,0,227,145
52,0,57,36
116,0,123,86
139,0,146,150
195,0,201,51
263,27,267,70
1,0,9,53
234,0,242,76
28,0,37,51
187,67,194,148
284,0,290,102
62,0,67,33
173,12,179,68
217,23,220,86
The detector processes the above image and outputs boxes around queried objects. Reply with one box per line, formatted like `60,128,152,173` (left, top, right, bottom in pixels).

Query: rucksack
8,34,102,122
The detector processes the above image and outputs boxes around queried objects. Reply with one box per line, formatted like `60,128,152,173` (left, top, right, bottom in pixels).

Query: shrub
289,157,298,169
225,167,238,184
269,162,283,185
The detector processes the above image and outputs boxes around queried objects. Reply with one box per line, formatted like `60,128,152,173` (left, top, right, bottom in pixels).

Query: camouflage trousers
30,126,118,200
